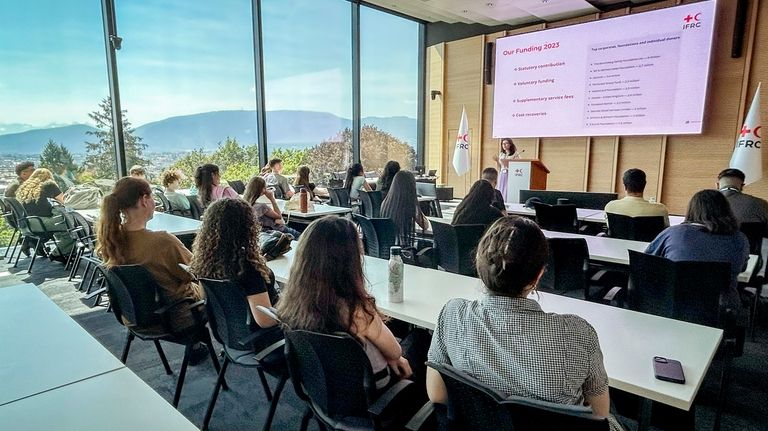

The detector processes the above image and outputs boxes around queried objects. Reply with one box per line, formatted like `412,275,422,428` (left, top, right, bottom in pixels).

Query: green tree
170,148,209,188
39,140,77,173
84,97,148,179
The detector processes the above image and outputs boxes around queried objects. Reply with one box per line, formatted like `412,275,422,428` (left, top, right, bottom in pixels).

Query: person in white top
492,138,520,202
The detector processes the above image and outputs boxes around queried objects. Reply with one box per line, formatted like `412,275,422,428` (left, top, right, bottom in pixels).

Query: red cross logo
740,126,752,137
683,15,694,23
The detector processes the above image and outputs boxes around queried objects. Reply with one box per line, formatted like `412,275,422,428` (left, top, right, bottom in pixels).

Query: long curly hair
16,168,56,203
189,198,271,283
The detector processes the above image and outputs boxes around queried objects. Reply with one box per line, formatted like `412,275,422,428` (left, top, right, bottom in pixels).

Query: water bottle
388,246,404,303
300,187,308,213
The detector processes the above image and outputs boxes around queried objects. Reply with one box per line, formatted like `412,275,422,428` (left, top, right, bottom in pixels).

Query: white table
274,199,352,220
265,248,723,418
77,209,201,236
583,210,685,226
0,368,198,430
0,284,125,406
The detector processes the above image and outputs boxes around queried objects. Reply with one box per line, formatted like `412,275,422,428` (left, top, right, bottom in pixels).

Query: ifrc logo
682,12,702,30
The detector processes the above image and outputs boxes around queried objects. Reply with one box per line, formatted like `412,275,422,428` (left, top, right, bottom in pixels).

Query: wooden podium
505,159,550,203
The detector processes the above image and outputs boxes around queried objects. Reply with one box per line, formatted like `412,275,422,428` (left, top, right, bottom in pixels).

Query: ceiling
364,0,662,26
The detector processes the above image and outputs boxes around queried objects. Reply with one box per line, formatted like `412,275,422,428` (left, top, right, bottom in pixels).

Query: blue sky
0,0,418,128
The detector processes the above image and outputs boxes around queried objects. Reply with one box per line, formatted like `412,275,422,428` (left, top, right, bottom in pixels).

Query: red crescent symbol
694,13,701,21
462,133,469,143
754,126,762,138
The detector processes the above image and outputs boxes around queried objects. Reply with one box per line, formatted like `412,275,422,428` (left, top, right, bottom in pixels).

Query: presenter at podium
493,138,521,202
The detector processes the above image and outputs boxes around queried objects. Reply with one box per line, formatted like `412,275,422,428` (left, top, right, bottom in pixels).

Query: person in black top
15,168,74,259
452,180,504,227
481,167,508,214
189,198,280,335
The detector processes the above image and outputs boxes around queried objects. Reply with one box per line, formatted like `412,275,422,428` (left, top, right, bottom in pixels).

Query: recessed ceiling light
487,2,494,7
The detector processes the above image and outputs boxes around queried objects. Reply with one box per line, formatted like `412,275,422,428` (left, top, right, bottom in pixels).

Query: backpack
63,184,103,210
259,230,294,261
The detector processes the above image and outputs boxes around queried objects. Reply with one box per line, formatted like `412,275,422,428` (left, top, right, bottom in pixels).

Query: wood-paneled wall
425,0,765,214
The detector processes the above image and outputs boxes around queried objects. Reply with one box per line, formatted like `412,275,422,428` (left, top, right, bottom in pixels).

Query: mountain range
0,110,417,154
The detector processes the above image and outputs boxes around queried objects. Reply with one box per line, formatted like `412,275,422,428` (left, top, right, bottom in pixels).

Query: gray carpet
1,253,767,431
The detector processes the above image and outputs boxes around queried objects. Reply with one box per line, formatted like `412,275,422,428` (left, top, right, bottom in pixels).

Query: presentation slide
492,1,716,138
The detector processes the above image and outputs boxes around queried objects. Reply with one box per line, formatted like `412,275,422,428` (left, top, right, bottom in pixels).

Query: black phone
653,356,685,384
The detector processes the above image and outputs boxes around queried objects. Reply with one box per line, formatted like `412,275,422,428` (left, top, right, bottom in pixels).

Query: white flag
730,83,762,185
452,106,471,176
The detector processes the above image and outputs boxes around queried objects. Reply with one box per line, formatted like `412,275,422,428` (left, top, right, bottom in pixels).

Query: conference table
0,284,198,430
266,246,723,431
77,209,202,236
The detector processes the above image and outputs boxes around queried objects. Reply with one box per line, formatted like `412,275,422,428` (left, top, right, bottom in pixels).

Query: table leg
638,398,653,431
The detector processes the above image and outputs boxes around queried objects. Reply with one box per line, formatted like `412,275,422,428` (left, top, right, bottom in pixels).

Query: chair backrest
199,278,269,350
627,251,729,328
3,197,32,232
103,265,165,330
431,219,485,276
269,185,284,199
284,330,374,423
607,213,666,242
0,198,19,229
153,189,171,212
416,182,437,197
358,190,383,218
429,361,609,431
71,211,95,245
539,238,589,293
519,190,617,210
353,214,396,259
328,178,344,189
738,222,764,255
229,180,246,195
329,187,351,208
533,203,578,233
186,195,203,220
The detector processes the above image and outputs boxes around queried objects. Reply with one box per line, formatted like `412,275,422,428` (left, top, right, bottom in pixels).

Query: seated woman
161,170,191,212
194,163,238,208
427,216,622,431
344,162,372,201
646,189,749,322
278,216,413,391
243,175,301,238
15,168,74,260
189,198,279,333
97,177,204,333
376,160,401,198
380,170,430,247
294,165,328,200
451,179,504,226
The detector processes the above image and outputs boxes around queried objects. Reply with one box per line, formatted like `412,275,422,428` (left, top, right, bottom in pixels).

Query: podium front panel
506,162,531,203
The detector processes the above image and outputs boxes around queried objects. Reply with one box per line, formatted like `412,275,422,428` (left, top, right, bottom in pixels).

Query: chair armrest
405,402,436,431
368,379,413,417
254,305,280,322
589,269,609,283
155,298,206,330
253,338,285,362
602,286,624,302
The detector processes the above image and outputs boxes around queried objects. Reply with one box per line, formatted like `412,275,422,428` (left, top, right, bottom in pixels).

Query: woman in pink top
194,163,238,208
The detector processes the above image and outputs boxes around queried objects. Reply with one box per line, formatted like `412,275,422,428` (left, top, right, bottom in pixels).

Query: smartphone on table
653,356,685,384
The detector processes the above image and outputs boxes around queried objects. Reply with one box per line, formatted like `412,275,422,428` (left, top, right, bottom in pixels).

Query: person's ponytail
97,194,127,266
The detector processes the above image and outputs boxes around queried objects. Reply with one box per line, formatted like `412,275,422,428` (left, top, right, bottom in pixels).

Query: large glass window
0,1,112,240
115,0,259,187
360,6,419,177
261,0,353,184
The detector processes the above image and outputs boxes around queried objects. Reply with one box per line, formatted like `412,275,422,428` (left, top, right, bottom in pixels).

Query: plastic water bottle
388,246,404,303
300,187,308,213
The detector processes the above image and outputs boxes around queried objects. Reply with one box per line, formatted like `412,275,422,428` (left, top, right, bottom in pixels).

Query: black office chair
430,219,486,276
606,213,666,242
415,183,443,217
0,198,20,261
186,196,203,220
533,203,578,233
328,178,344,189
359,190,384,218
153,189,171,212
329,187,351,208
102,264,223,408
617,251,737,430
3,197,60,273
198,278,287,431
228,180,246,195
415,362,609,431
539,238,589,294
353,214,397,260
738,222,764,340
284,329,424,431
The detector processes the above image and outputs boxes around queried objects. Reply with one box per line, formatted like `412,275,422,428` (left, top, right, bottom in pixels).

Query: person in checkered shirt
426,216,623,430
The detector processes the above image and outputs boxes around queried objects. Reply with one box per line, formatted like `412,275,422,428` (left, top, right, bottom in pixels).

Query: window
360,6,419,177
115,0,259,187
261,0,353,184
